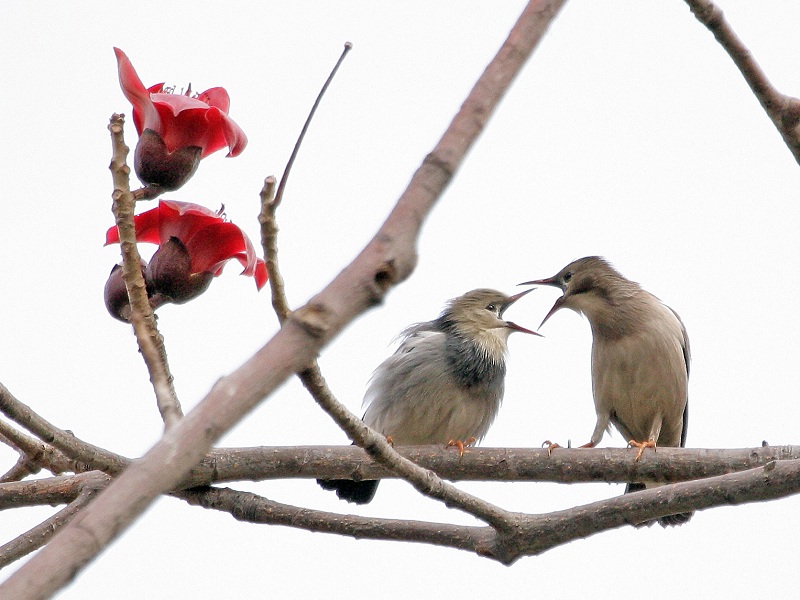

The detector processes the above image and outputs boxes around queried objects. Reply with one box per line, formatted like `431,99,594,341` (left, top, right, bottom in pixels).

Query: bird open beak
519,275,564,329
505,320,543,336
506,287,535,305
500,288,541,336
537,295,565,329
519,275,563,290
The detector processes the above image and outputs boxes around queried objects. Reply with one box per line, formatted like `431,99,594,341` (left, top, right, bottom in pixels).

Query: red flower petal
114,48,161,136
197,87,230,113
155,200,223,245
105,200,220,247
114,49,247,158
184,222,266,289
105,200,266,290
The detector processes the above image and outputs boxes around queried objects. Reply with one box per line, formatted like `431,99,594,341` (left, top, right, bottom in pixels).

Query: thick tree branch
684,0,800,164
0,3,566,596
490,457,800,564
178,485,487,551
178,457,800,565
3,446,799,568
199,444,800,485
108,113,183,429
2,445,797,501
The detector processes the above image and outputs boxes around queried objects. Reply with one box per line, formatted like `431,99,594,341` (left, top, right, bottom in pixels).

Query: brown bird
522,256,691,526
318,288,538,504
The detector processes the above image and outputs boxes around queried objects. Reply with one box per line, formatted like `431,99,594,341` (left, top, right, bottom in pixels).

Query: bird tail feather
317,479,379,504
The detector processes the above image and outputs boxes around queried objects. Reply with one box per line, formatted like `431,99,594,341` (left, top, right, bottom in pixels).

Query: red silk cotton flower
105,201,267,320
114,48,247,191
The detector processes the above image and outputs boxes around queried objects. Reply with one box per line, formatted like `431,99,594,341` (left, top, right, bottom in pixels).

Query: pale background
1,1,799,598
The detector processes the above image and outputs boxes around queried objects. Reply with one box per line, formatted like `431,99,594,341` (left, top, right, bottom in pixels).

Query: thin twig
684,0,800,164
0,3,567,596
0,383,128,475
274,42,353,209
0,419,83,477
0,456,38,483
259,177,290,322
108,113,183,429
0,472,110,569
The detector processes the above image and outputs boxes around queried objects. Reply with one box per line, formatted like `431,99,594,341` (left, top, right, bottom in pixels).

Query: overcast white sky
2,1,800,598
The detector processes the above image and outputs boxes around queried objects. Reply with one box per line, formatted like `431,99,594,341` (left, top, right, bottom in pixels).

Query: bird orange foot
542,439,588,455
385,435,394,447
447,437,477,457
542,440,561,456
628,439,656,461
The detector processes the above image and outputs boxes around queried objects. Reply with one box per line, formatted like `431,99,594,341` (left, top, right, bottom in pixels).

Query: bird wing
666,305,690,447
361,328,444,411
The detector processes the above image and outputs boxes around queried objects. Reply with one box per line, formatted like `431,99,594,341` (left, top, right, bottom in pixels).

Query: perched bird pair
524,256,692,526
320,258,691,527
318,288,538,504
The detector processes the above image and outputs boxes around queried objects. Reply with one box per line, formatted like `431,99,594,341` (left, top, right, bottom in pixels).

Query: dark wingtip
317,479,380,504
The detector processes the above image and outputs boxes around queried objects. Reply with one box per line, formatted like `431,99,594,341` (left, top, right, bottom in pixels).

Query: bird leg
446,437,476,457
628,438,656,461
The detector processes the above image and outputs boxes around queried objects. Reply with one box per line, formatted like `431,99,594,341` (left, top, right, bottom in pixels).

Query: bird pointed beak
506,287,535,305
505,321,543,336
519,275,562,290
500,288,540,336
538,295,565,329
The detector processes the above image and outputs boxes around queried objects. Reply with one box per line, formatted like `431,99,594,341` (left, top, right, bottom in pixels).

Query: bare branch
259,176,290,322
684,0,800,163
0,473,109,569
0,419,88,478
0,383,128,474
0,3,566,596
108,113,183,429
178,457,800,565
0,472,109,511
488,457,800,564
178,485,488,552
200,444,800,485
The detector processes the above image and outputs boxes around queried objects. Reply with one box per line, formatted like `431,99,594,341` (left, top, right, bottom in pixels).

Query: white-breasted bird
318,288,539,504
522,257,691,526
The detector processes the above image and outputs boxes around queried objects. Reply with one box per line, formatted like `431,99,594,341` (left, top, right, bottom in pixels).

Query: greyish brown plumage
318,288,538,504
523,257,692,527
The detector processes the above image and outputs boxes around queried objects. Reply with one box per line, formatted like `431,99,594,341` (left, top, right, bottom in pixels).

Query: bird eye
485,303,498,313
563,271,573,283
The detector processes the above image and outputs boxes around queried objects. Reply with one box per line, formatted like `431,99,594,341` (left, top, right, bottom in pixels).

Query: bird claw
542,440,561,456
447,437,476,457
628,439,656,461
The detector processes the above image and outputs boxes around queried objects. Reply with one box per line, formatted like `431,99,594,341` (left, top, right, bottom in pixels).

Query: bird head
520,256,629,328
441,288,541,342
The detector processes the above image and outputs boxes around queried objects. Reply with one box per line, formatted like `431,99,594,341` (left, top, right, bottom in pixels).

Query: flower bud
134,129,202,192
146,237,214,304
104,261,149,322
